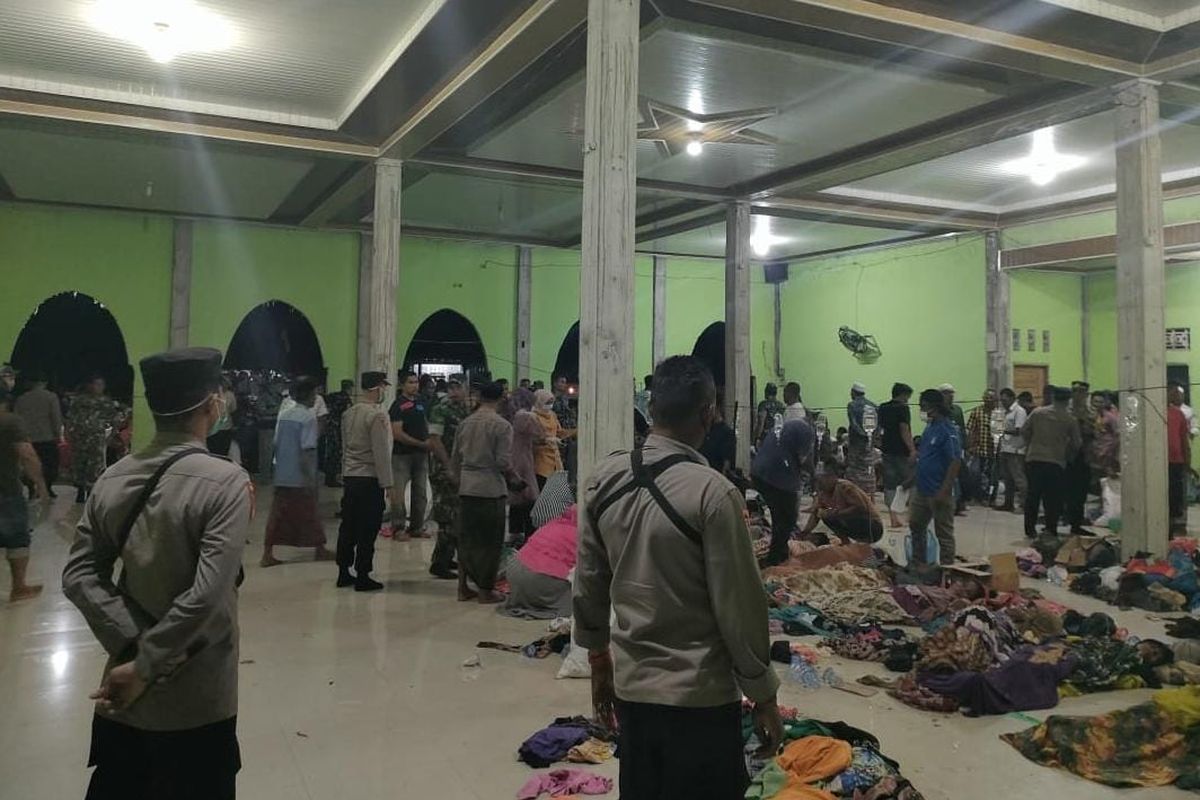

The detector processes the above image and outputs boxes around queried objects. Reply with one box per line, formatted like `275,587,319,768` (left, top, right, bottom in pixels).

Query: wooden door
1013,364,1048,401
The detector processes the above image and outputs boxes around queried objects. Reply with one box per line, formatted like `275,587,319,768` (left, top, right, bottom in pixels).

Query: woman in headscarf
508,388,541,545
532,389,565,490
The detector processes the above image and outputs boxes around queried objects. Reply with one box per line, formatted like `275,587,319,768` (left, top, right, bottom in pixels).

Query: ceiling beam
300,165,377,227
378,0,586,160
1001,220,1200,270
997,174,1200,228
695,0,1139,86
730,83,1118,199
409,154,735,201
0,93,375,158
635,209,728,244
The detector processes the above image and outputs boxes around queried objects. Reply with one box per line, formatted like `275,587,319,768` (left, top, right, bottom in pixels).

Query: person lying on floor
800,471,883,544
503,505,578,619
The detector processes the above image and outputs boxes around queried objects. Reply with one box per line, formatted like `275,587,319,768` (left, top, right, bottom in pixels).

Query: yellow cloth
1153,685,1200,729
770,736,852,800
533,409,563,476
566,737,615,764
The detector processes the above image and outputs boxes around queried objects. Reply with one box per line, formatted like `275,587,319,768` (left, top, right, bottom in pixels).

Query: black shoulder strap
115,448,210,554
589,448,703,545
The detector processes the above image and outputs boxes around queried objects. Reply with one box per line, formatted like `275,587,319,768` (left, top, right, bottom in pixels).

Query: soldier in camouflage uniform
65,375,127,503
427,376,470,579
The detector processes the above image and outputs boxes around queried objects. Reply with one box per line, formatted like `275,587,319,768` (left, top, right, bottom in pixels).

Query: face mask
919,410,929,423
208,395,228,437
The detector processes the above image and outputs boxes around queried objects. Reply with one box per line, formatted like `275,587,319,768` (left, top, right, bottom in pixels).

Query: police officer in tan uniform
63,347,253,799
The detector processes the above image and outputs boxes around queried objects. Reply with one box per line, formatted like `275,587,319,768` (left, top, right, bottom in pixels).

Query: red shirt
1168,405,1189,465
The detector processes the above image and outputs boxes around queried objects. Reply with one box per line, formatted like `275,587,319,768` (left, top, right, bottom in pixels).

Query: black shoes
354,576,384,592
429,566,458,580
336,570,355,588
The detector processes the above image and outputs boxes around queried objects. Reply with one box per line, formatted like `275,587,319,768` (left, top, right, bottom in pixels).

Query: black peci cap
140,347,223,415
361,371,389,391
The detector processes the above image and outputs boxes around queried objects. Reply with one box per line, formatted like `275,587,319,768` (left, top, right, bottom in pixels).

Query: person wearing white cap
844,383,876,496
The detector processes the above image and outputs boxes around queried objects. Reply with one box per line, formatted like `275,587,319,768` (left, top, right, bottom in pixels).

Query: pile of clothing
740,705,923,799
1068,538,1200,614
766,563,911,628
517,716,616,768
1002,685,1200,791
823,624,918,671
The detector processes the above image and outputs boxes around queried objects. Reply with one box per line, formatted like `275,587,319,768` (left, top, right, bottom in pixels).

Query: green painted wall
1008,271,1085,385
395,237,517,382
529,247,580,383
0,204,172,447
189,221,359,388
1003,195,1200,249
778,235,988,428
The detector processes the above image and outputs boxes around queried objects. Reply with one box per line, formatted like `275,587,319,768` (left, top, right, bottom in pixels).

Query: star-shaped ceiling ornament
636,98,778,157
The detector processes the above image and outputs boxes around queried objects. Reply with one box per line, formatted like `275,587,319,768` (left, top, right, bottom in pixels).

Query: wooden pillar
1114,81,1168,556
368,158,402,398
578,0,638,487
516,246,532,383
984,229,1009,391
725,202,752,471
652,255,667,369
356,232,374,381
169,219,192,350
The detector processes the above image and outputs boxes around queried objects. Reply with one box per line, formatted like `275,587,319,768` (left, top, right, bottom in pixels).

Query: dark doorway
402,309,488,377
553,321,580,384
11,292,134,402
692,322,726,388
1168,364,1191,405
224,301,325,378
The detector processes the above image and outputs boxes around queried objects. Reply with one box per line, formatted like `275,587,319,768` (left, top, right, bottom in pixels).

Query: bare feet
260,555,284,568
9,585,43,602
314,548,335,562
477,590,505,605
458,588,479,602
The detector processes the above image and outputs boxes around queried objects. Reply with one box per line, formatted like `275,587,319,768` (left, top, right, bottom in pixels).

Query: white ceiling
0,0,448,128
471,25,999,187
825,110,1200,214
0,124,315,217
1039,0,1200,30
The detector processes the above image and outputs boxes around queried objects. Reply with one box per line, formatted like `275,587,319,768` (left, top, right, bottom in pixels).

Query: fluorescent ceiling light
686,139,704,157
687,89,704,132
1000,127,1086,186
86,0,236,64
749,215,786,257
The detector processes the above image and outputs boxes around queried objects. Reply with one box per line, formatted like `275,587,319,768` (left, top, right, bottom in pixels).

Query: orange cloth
534,409,564,476
774,736,852,800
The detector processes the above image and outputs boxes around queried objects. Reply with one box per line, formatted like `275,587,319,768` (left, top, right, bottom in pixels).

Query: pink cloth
517,506,578,580
517,769,613,799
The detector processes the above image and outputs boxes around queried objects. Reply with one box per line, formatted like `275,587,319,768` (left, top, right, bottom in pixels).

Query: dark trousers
1024,461,1065,539
824,513,883,544
32,440,59,489
86,715,239,800
337,477,384,577
754,477,798,565
459,495,506,591
1170,463,1188,527
1064,455,1090,529
509,502,535,542
615,700,747,800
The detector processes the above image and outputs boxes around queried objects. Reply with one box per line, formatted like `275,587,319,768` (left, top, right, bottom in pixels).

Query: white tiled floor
0,488,1194,799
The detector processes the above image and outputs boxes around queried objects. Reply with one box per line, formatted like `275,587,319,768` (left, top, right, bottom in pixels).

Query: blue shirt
273,403,319,488
916,416,961,496
751,419,814,492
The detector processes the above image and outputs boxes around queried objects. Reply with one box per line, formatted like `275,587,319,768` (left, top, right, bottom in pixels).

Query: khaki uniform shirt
450,408,512,498
341,400,394,488
14,387,62,443
1022,405,1082,468
62,433,252,731
574,434,779,707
